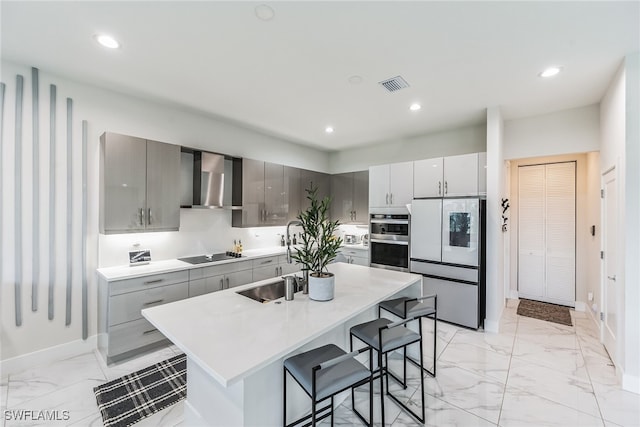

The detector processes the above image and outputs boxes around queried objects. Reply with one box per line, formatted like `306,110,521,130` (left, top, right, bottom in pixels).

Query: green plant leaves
291,183,342,274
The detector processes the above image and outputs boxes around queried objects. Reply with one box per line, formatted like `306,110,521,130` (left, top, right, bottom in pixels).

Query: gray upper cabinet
285,166,301,222
100,132,180,234
330,171,369,224
232,159,288,227
264,162,286,225
300,169,329,213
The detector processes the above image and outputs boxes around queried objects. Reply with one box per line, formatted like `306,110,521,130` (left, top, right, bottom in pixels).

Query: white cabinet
414,157,444,197
414,153,483,198
444,153,478,197
478,152,487,196
369,162,413,208
338,246,369,266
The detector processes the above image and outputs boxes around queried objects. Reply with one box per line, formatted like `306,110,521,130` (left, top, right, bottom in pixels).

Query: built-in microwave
369,214,410,272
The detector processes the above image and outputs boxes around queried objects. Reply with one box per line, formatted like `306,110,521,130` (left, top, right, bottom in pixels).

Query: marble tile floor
1,302,639,427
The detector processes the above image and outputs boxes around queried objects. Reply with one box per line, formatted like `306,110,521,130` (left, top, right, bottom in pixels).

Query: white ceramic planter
308,273,335,301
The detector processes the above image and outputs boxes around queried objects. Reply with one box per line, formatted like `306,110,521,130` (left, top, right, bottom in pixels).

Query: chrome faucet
286,220,301,263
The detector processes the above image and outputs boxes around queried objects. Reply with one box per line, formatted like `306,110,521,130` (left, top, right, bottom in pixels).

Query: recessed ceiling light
95,34,120,49
325,126,334,134
255,4,275,21
409,103,421,111
348,75,363,85
539,66,562,78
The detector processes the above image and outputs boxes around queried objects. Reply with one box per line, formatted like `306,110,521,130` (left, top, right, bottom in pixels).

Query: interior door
602,168,618,363
518,165,546,298
518,162,575,305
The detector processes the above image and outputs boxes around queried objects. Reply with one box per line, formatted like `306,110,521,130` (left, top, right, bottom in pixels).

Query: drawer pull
142,329,158,335
260,259,273,265
143,299,164,306
144,279,164,285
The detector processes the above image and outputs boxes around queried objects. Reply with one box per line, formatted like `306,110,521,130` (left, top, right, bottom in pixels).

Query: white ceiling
2,1,638,151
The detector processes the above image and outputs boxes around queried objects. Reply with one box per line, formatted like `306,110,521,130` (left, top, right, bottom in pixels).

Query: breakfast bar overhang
142,262,423,426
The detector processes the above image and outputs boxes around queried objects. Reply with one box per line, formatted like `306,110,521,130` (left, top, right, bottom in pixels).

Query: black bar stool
378,294,437,377
283,343,373,427
349,316,425,426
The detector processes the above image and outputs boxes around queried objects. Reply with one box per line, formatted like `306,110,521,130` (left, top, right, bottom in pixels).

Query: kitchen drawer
411,261,478,283
110,270,189,296
108,318,167,356
109,282,188,326
253,256,279,269
253,264,280,282
341,247,369,256
201,259,252,278
423,277,479,329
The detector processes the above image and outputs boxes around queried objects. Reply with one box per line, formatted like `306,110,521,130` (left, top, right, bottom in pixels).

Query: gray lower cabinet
252,256,281,281
100,132,180,234
98,270,189,364
188,260,253,297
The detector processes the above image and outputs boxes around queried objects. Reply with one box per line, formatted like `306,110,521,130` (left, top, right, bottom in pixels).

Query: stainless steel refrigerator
410,198,486,329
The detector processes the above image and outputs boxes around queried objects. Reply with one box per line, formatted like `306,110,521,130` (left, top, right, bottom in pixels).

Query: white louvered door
518,162,575,306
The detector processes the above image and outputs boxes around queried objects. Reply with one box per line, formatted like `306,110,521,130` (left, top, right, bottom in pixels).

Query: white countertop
96,246,291,281
142,262,421,387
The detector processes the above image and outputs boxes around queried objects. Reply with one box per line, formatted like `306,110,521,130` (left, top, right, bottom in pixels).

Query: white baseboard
623,373,640,394
508,289,519,299
0,335,98,377
484,319,500,333
574,301,587,312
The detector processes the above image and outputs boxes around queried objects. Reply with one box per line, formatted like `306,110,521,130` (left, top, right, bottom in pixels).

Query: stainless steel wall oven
369,214,410,272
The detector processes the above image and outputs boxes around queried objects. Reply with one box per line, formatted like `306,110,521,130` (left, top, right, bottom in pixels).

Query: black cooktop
178,252,242,265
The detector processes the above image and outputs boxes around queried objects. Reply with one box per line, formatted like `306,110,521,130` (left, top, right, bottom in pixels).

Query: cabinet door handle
390,193,393,204
444,181,448,194
144,279,163,285
385,193,389,205
438,181,442,195
148,208,152,225
226,277,230,288
260,259,273,265
138,208,144,226
607,275,617,281
220,278,224,289
143,299,164,306
142,329,158,335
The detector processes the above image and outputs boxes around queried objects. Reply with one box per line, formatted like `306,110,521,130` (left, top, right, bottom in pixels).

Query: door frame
601,166,619,365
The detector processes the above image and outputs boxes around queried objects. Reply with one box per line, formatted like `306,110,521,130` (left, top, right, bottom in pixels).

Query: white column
485,107,506,332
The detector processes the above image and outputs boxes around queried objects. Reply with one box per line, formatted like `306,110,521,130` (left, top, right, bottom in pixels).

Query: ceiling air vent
379,75,410,93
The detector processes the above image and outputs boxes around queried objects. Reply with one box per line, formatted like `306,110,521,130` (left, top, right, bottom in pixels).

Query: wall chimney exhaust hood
180,148,240,209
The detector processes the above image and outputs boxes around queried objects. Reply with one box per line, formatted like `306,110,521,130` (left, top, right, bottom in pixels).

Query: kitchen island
142,262,422,426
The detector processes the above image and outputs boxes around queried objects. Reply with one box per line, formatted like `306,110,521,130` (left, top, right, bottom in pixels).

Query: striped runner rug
94,353,186,427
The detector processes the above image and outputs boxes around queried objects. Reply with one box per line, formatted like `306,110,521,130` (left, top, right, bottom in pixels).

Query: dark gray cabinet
232,159,288,227
233,159,330,227
330,171,369,224
100,132,180,234
300,169,330,213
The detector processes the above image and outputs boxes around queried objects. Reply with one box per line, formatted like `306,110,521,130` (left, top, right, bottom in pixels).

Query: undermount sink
236,280,286,303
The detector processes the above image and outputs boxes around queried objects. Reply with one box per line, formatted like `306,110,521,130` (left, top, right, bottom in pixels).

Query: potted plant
291,184,342,301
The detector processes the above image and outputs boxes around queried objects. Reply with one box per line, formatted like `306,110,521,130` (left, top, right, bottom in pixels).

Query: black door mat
94,353,186,427
516,299,573,326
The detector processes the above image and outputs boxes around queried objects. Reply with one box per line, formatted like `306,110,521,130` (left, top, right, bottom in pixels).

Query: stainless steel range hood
181,148,239,209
